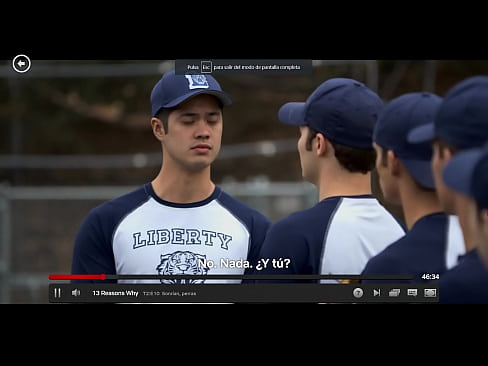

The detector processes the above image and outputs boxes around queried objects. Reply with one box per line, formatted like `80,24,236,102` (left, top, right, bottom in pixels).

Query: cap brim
407,124,436,144
163,90,233,109
401,159,435,189
278,102,307,126
442,148,484,195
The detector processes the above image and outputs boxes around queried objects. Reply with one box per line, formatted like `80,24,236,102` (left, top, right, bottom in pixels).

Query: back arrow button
12,54,31,73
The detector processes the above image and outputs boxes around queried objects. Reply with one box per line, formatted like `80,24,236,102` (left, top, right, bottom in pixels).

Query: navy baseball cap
442,144,488,209
374,92,442,189
278,78,383,149
150,70,233,117
408,75,488,149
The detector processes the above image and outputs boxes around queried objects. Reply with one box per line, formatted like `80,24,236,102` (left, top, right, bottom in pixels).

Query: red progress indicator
49,274,107,280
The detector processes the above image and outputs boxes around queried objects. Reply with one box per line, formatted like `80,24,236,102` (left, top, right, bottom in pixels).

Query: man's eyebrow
177,112,198,117
176,110,221,117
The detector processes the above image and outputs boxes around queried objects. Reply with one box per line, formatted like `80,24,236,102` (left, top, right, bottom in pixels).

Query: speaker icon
71,289,81,297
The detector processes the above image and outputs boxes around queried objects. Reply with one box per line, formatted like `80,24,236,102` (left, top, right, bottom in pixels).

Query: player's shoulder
337,195,394,216
363,237,408,270
402,213,449,247
278,203,326,225
441,249,487,281
88,184,150,219
216,187,270,224
412,212,448,231
337,195,407,230
269,197,342,232
438,249,488,303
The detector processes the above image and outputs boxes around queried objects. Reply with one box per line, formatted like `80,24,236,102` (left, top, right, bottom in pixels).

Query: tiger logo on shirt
156,251,210,284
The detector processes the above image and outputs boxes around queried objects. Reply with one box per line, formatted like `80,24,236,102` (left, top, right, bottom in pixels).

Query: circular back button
12,54,31,73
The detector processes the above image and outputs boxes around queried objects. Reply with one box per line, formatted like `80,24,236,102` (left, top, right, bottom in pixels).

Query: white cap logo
185,75,209,89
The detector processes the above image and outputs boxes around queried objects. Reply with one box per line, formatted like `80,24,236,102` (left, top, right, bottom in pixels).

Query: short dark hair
377,144,435,192
306,127,376,173
477,206,488,224
155,108,173,134
305,127,318,151
331,140,376,174
378,145,388,168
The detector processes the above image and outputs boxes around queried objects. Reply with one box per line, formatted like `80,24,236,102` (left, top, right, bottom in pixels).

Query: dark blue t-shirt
438,248,488,304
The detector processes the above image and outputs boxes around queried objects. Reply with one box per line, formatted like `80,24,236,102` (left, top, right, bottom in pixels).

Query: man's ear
482,208,488,223
151,118,165,142
315,133,329,157
387,150,401,176
441,145,453,162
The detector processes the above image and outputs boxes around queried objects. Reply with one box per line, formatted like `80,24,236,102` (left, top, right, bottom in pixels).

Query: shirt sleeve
254,218,311,283
242,214,271,280
71,208,117,283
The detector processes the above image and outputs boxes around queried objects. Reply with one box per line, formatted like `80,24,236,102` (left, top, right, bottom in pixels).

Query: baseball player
361,92,465,284
408,75,488,303
71,70,271,285
437,144,488,303
409,75,488,220
255,78,406,283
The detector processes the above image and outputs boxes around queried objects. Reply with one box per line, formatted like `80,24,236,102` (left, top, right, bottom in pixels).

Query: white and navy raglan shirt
71,183,271,284
255,195,406,283
361,213,466,283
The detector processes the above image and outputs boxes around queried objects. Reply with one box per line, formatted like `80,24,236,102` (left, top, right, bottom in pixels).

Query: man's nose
195,122,210,139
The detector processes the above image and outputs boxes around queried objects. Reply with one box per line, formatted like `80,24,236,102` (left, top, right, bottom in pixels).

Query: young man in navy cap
361,92,464,284
71,71,271,285
408,76,488,291
437,145,488,303
255,78,406,283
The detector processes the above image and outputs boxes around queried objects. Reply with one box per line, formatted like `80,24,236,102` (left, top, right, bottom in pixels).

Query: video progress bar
49,274,413,281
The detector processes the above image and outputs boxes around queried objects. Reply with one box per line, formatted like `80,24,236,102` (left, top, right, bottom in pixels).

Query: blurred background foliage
1,60,488,187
